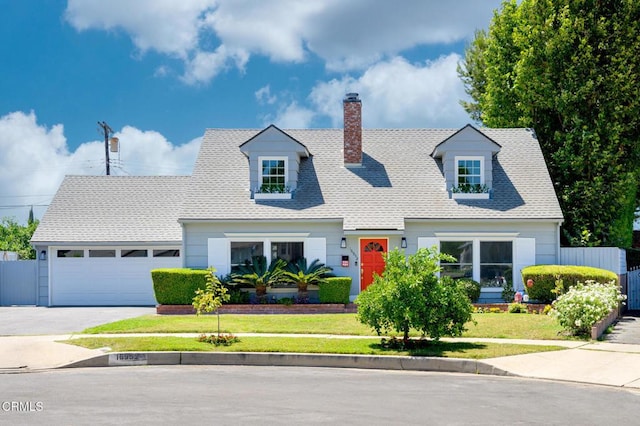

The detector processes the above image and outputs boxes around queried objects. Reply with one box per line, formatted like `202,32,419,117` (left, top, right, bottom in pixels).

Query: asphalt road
1,366,639,425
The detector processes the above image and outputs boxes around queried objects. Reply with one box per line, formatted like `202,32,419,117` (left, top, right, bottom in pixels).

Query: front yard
81,312,572,340
63,312,578,360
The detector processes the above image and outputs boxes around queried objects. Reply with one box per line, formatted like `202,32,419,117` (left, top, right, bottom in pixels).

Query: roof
31,175,189,244
180,127,563,229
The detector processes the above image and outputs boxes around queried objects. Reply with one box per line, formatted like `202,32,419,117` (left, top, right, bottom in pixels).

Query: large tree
0,216,39,259
459,0,640,247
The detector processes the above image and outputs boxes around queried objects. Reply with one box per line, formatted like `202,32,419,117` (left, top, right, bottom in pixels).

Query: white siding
207,238,230,276
304,238,327,264
514,238,536,291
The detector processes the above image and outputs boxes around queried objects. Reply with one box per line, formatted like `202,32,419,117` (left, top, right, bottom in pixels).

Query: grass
65,336,565,359
82,313,575,341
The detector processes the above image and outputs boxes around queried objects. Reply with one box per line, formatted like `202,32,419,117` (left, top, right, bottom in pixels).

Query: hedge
318,277,352,304
151,268,209,305
521,265,618,304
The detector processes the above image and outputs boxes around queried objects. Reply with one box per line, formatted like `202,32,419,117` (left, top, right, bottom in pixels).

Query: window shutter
514,238,536,291
207,238,230,276
417,237,439,251
304,238,326,264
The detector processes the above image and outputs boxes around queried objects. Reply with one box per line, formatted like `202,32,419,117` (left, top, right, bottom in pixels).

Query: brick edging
157,304,358,315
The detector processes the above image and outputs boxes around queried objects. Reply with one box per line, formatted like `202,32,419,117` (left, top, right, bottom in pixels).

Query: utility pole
97,121,113,175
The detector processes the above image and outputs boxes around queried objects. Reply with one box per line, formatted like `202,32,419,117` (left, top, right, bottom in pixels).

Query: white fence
559,247,626,275
0,260,37,306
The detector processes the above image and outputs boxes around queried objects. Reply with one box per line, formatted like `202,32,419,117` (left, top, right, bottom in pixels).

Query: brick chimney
343,93,362,166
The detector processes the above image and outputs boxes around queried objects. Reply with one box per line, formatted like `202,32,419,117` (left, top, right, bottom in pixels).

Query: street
1,366,639,425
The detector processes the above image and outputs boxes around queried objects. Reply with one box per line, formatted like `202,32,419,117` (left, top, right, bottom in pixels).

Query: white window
455,156,484,189
439,239,512,290
230,241,264,273
259,157,288,193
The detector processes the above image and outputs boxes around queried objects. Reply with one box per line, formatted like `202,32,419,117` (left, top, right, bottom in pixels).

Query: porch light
39,250,47,261
401,237,407,248
340,237,347,248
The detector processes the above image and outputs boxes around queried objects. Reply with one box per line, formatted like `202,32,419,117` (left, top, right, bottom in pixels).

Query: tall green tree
458,0,640,246
0,217,39,259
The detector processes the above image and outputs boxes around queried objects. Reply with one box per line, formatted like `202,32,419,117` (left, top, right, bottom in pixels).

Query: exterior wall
404,221,560,266
184,219,560,301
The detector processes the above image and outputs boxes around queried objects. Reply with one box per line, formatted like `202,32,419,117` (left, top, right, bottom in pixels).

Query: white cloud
0,111,200,222
270,102,315,129
255,85,277,105
64,0,501,83
303,54,470,128
65,0,216,58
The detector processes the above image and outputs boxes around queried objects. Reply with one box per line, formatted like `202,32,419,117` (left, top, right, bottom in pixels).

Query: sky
3,1,634,230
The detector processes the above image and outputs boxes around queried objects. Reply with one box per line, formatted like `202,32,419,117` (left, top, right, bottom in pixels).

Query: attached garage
49,247,181,306
31,176,189,306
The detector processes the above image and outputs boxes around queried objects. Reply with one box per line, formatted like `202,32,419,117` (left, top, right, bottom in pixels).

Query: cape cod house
31,94,563,306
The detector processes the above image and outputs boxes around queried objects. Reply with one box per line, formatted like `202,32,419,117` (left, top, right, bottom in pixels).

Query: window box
452,192,490,200
254,192,292,200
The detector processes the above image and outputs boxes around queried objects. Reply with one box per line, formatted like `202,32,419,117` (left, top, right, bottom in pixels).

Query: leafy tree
458,0,640,246
0,217,39,259
355,248,474,343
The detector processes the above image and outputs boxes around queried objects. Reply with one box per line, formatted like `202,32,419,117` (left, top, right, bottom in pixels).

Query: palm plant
232,256,287,297
282,258,334,296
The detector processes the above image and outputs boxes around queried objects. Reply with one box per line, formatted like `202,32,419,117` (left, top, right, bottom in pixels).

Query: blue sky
3,1,634,230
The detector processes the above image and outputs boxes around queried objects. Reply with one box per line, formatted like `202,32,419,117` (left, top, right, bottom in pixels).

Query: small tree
355,247,473,343
192,267,230,337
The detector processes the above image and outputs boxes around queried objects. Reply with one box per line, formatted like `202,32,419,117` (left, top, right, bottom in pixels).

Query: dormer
239,125,310,200
431,124,501,200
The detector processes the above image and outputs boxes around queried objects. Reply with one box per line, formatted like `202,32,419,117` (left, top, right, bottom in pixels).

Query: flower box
254,193,292,200
452,192,490,200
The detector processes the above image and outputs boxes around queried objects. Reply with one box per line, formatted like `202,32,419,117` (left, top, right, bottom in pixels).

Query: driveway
605,311,640,344
0,306,155,335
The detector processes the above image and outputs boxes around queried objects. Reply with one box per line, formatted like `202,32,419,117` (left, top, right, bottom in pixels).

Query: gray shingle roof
31,175,189,244
180,128,563,229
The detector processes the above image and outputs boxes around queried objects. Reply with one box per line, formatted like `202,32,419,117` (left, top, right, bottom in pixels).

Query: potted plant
232,256,287,299
282,258,334,300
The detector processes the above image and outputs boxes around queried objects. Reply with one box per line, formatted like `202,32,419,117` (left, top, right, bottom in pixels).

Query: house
31,93,564,306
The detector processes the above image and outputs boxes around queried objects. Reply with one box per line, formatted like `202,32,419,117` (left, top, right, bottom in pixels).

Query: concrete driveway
0,306,155,335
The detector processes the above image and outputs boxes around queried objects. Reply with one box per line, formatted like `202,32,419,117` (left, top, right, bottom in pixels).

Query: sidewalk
2,333,640,389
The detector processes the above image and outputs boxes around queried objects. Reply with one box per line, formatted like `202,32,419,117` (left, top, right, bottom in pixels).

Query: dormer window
255,156,291,199
455,156,487,191
260,157,287,192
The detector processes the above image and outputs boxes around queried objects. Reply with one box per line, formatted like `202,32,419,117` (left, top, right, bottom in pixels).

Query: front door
360,239,388,291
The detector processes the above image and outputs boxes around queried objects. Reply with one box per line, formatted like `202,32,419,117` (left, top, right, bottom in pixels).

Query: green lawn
65,336,565,359
82,312,574,341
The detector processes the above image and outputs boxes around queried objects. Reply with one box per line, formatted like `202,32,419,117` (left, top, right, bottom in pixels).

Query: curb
61,352,515,376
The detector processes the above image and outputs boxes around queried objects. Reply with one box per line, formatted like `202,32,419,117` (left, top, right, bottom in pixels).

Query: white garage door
50,247,181,306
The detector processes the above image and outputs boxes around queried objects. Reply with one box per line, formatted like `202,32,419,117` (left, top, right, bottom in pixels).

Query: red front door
360,239,388,291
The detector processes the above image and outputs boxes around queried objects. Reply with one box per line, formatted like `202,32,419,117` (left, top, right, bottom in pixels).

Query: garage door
50,247,181,306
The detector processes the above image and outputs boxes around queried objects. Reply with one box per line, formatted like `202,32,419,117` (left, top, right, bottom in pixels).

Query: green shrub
456,278,481,303
318,277,352,304
551,281,625,336
508,302,528,313
356,248,473,342
151,268,209,305
522,265,618,303
227,287,250,304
